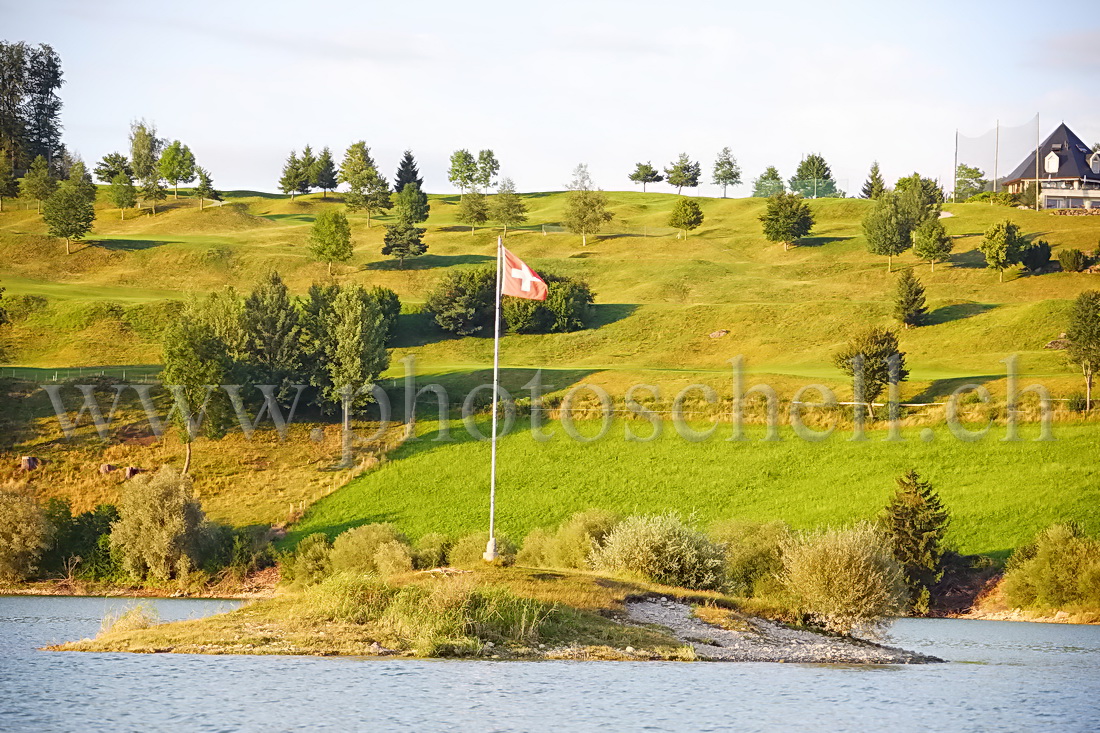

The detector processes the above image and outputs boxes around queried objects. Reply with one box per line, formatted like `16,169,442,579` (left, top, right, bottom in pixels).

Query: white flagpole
483,236,504,562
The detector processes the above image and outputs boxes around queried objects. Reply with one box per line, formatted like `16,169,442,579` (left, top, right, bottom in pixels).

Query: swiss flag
500,243,548,301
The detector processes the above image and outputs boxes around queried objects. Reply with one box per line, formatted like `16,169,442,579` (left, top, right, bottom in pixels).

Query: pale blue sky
6,0,1098,195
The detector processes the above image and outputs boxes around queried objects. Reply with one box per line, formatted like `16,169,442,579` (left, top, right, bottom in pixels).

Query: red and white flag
500,243,547,301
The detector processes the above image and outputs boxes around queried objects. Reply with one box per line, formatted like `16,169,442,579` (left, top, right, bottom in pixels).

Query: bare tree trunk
999,269,1004,283
1087,368,1094,411
328,261,332,277
931,259,935,273
183,441,192,475
174,183,178,199
120,208,124,221
65,237,70,255
199,197,204,211
888,254,892,272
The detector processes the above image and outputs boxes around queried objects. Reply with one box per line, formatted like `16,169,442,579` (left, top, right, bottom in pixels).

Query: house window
1045,151,1060,174
1091,152,1100,175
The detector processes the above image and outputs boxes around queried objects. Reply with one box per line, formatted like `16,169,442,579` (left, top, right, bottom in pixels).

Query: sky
5,0,1099,196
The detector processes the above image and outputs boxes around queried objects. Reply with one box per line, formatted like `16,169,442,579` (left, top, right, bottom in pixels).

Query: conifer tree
751,166,785,197
456,190,489,233
193,167,220,210
831,326,909,418
861,161,886,199
911,217,952,271
321,285,389,408
19,154,56,212
759,192,814,250
880,469,949,614
664,153,701,194
108,172,137,219
279,150,305,200
863,192,909,271
66,160,97,205
789,153,838,198
240,271,302,391
309,209,353,276
339,142,390,223
362,169,392,226
893,269,927,329
381,221,427,267
712,147,741,198
315,147,337,198
298,145,317,195
490,177,529,238
0,165,16,212
94,152,132,183
628,162,662,192
393,150,423,193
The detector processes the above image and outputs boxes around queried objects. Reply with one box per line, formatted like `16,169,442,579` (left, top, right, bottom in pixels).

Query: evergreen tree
129,120,162,183
108,172,137,220
563,188,613,246
448,149,477,192
1019,240,1051,273
298,145,317,195
475,150,499,191
309,209,353,276
628,162,662,192
362,169,392,227
21,44,64,167
863,192,910,272
339,142,390,224
861,161,886,199
393,150,423,193
751,166,785,197
394,182,429,224
0,165,16,212
831,326,909,418
192,167,220,210
19,154,56,212
490,177,529,238
381,221,427,267
1067,290,1100,410
880,469,949,614
42,182,95,255
664,153,701,194
893,269,927,329
979,219,1023,282
158,140,196,198
789,153,838,198
759,192,814,250
314,147,337,198
66,160,97,205
0,42,27,172
279,150,305,200
94,152,132,183
895,173,944,211
141,175,166,215
240,271,302,391
911,217,952,271
456,190,489,233
668,198,704,237
712,147,741,198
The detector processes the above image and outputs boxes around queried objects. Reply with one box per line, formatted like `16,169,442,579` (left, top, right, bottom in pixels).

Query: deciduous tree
628,161,662,192
141,174,166,215
456,190,489,233
475,149,499,191
158,140,196,198
19,154,55,212
193,167,220,210
309,209,353,276
129,120,162,184
448,149,477,192
0,165,15,212
42,181,95,254
979,219,1023,282
712,147,741,198
490,177,528,238
562,189,612,246
954,163,987,202
1067,290,1100,410
832,326,909,418
759,192,814,250
668,198,704,237
108,172,137,219
161,321,230,473
94,152,132,183
911,217,952,272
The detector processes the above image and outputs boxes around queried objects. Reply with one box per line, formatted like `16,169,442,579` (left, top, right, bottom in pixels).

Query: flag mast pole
484,236,504,562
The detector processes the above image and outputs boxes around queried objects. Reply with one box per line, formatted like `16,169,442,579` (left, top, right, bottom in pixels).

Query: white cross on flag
500,245,547,301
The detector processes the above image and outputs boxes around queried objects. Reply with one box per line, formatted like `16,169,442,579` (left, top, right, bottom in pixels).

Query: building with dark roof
1003,123,1100,209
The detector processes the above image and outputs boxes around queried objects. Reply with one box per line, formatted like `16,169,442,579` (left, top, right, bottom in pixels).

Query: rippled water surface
1,596,1098,732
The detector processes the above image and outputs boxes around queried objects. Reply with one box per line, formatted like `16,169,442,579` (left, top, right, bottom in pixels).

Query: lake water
1,596,1098,732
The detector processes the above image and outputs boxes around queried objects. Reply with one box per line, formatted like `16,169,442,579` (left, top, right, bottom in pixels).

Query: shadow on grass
949,249,989,269
926,302,998,325
907,374,1003,403
262,213,316,223
363,253,494,271
223,190,285,199
798,235,853,248
95,238,177,251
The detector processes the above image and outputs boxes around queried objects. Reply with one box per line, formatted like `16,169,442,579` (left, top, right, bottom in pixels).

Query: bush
41,501,119,578
1058,248,1091,273
1019,240,1052,272
780,523,908,634
504,275,595,334
550,509,621,569
289,533,332,586
1067,393,1089,412
1003,524,1100,610
100,603,158,636
517,528,554,566
305,572,397,624
373,540,414,576
709,520,790,597
425,267,495,336
449,532,517,568
413,533,451,569
330,523,409,575
365,285,401,342
110,466,207,582
589,514,727,590
0,489,53,582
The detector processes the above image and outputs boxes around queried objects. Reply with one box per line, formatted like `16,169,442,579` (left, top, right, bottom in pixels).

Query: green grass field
288,419,1100,559
2,186,1099,553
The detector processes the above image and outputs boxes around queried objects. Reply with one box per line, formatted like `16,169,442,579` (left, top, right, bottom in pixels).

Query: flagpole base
482,537,499,563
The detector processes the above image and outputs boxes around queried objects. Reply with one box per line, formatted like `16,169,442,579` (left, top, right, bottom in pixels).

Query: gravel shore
626,597,943,664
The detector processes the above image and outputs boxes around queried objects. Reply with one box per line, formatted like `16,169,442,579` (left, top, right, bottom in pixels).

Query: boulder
709,329,730,339
99,464,117,474
20,456,39,471
123,466,143,479
1044,338,1069,350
